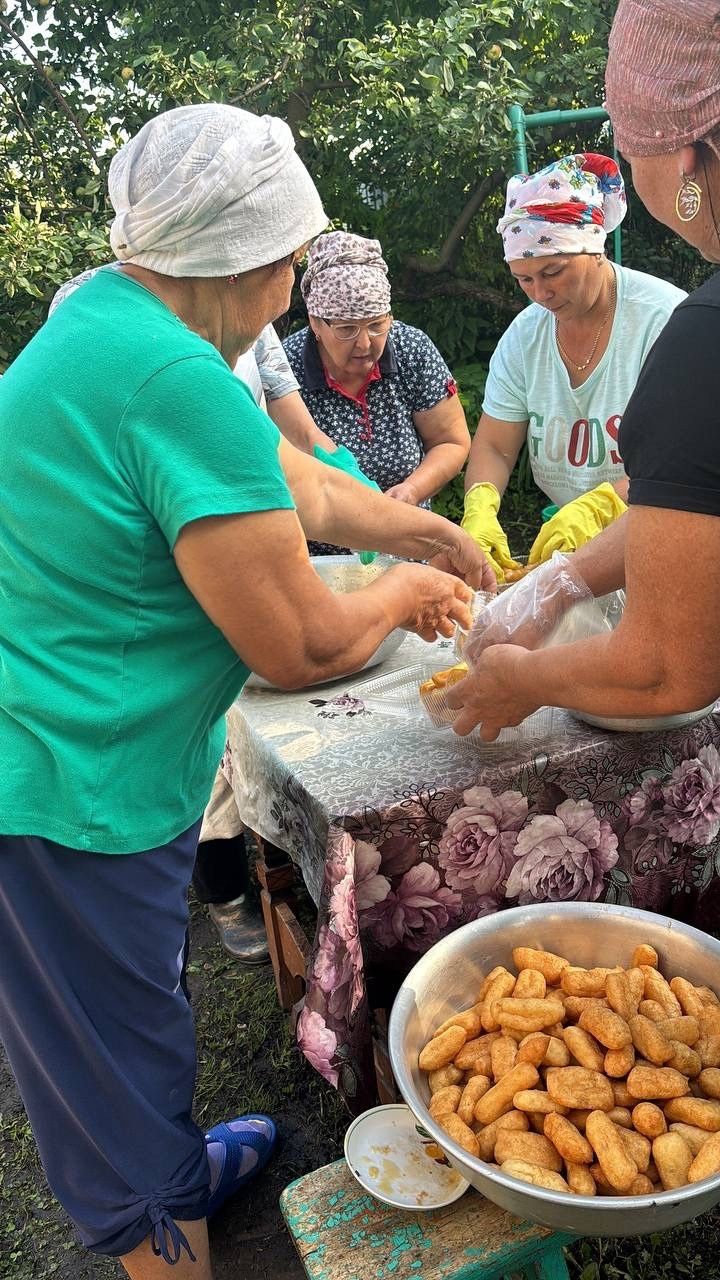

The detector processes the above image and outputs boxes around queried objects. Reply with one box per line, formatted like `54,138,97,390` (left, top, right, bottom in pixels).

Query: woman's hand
385,480,420,504
447,645,540,739
462,552,591,667
429,528,498,594
385,562,474,641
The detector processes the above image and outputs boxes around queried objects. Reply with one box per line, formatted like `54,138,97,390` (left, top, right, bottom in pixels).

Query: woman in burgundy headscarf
443,0,720,740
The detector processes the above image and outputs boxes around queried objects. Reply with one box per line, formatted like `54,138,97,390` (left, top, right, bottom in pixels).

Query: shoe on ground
205,1114,277,1218
207,895,269,965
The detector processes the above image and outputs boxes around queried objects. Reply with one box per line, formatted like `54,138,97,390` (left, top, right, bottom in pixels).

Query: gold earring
676,173,702,222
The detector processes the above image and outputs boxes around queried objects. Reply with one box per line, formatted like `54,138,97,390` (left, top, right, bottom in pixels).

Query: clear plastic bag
461,552,595,669
425,554,621,730
350,553,622,737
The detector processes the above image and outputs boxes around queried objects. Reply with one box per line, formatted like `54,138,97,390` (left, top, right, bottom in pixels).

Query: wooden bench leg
523,1244,571,1279
371,1006,399,1104
254,837,311,1011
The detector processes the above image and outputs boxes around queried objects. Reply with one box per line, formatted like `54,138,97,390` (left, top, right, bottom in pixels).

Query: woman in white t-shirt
461,153,685,580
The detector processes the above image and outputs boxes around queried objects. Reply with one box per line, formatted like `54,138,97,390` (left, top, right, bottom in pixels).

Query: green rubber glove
528,483,627,565
313,444,379,564
461,482,521,583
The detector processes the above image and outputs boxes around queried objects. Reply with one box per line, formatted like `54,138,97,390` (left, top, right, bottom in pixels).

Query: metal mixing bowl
247,554,406,689
389,903,720,1237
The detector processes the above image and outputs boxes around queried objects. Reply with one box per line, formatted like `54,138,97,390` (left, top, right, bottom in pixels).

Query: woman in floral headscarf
461,152,685,581
447,0,720,741
283,230,471,553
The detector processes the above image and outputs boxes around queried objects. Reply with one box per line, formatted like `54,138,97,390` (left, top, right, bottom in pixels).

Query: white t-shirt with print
233,324,299,408
482,263,686,507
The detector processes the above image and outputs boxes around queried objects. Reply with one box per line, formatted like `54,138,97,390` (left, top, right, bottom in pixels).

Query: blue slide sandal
205,1113,277,1219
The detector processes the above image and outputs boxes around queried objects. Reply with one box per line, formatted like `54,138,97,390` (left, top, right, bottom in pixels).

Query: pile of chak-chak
418,944,720,1195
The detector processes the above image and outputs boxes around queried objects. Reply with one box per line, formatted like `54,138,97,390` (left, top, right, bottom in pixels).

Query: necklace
555,271,617,372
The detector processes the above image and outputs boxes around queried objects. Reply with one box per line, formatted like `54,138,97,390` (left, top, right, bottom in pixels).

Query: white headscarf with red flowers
497,153,627,263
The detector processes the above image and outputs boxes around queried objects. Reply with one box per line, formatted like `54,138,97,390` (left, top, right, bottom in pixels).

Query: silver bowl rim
388,902,720,1216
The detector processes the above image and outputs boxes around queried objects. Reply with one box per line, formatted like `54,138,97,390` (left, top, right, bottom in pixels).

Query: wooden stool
253,834,310,1010
280,1158,575,1280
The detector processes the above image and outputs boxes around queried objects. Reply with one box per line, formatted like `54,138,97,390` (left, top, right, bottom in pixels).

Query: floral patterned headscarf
300,231,391,319
497,153,627,263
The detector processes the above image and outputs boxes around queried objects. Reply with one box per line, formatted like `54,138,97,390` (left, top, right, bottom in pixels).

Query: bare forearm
285,448,463,560
267,392,336,454
571,514,627,596
274,572,414,687
464,441,514,496
515,624,714,718
314,468,468,560
405,443,468,503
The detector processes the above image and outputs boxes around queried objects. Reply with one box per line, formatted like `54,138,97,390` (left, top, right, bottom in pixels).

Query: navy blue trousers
0,823,210,1260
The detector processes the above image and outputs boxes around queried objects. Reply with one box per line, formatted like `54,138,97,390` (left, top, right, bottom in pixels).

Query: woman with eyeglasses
283,231,471,553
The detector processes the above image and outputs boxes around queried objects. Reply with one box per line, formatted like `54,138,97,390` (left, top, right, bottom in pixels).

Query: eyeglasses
322,316,393,341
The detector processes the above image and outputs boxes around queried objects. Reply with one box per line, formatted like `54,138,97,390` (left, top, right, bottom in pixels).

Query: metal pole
522,107,608,129
508,102,528,175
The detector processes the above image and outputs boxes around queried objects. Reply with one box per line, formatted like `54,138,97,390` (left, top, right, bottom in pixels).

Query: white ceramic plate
343,1103,469,1210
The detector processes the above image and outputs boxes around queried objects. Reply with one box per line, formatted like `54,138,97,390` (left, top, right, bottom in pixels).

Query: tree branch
230,51,293,103
230,2,314,105
0,15,99,164
398,275,524,314
406,168,505,275
0,78,64,205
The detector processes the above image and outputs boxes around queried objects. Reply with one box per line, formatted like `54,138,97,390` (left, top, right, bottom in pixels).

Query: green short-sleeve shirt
0,269,295,853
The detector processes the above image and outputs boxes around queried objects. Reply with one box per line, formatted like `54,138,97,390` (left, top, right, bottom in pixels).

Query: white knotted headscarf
108,104,328,277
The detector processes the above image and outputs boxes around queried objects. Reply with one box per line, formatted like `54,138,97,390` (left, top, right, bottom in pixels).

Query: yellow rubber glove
528,482,627,565
461,482,521,583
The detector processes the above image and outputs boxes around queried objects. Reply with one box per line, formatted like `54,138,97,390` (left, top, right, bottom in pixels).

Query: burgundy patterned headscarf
300,231,391,319
606,0,720,157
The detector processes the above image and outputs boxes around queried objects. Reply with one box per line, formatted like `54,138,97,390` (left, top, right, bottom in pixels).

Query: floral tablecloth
225,635,720,1105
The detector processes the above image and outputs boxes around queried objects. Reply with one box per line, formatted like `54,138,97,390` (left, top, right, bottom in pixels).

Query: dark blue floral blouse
282,321,457,555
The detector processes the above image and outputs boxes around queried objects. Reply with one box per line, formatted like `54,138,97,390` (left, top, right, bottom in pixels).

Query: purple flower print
378,834,421,878
310,871,366,1020
328,870,359,942
506,797,618,904
296,1009,338,1086
457,893,505,925
438,786,528,895
625,776,666,826
663,746,720,846
365,863,461,951
354,840,391,912
312,921,364,1022
623,776,675,875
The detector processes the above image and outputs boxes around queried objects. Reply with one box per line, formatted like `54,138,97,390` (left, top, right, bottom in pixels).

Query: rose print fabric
225,635,720,1106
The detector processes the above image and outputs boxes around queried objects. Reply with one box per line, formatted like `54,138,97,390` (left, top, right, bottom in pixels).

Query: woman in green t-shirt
0,104,492,1280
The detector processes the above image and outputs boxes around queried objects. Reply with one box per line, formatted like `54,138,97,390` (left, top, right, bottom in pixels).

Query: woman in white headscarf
460,152,685,582
445,0,720,741
0,104,492,1279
